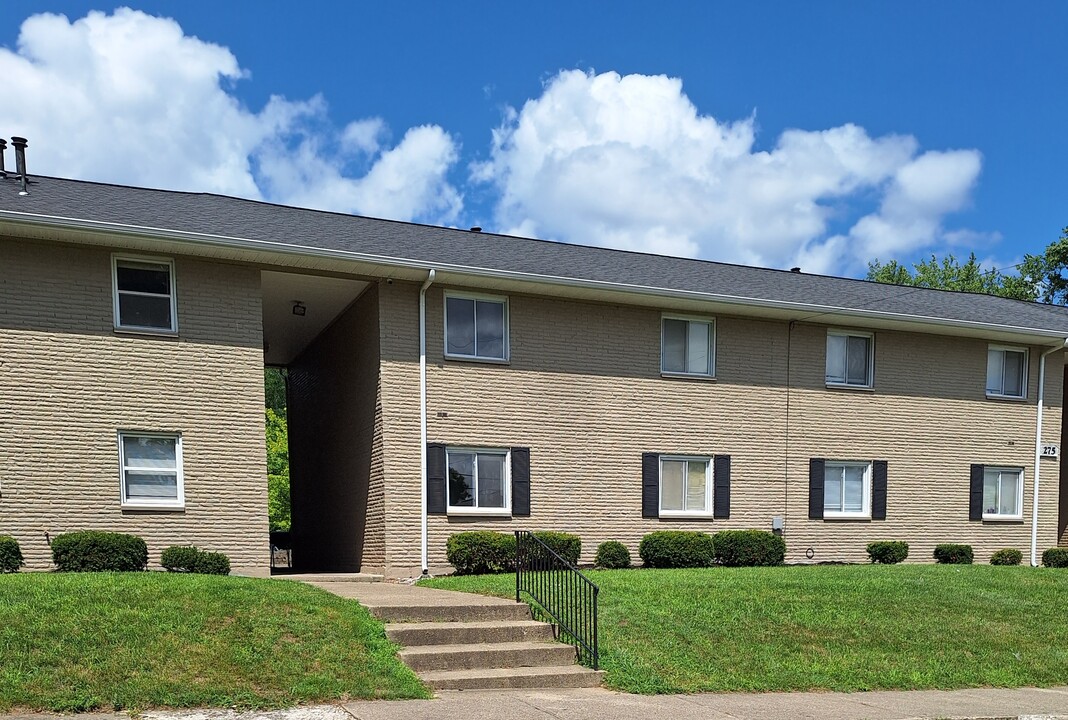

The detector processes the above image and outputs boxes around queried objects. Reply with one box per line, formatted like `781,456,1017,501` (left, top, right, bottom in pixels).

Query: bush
866,541,909,564
712,530,786,567
990,548,1022,566
934,543,973,564
51,531,148,572
0,535,24,573
532,531,581,566
595,541,632,569
446,531,516,575
1042,547,1068,568
160,545,231,575
638,531,716,568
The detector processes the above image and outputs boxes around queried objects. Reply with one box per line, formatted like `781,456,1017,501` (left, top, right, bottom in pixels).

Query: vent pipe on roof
11,137,28,195
0,139,6,179
469,226,482,233
790,267,801,273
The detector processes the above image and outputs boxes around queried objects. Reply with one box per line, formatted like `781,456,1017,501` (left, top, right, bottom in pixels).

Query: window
983,467,1023,519
824,461,871,518
445,294,508,361
447,447,510,513
659,456,711,516
986,346,1027,399
661,317,715,376
118,432,184,509
112,256,177,333
826,331,873,388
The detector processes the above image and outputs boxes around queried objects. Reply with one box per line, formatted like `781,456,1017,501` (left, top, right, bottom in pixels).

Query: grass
0,572,430,712
422,564,1068,694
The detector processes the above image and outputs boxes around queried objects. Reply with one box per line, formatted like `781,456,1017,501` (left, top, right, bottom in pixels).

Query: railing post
514,530,521,603
593,585,600,670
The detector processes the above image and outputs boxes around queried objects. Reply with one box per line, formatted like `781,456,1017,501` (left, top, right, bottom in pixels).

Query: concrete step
399,640,577,672
419,665,605,691
386,619,554,646
369,602,531,624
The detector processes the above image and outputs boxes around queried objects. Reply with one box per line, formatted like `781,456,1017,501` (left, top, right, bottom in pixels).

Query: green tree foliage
1017,227,1068,305
866,253,1038,301
264,368,287,418
266,407,291,532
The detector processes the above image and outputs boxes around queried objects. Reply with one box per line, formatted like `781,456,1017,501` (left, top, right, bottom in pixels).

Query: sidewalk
7,686,1068,720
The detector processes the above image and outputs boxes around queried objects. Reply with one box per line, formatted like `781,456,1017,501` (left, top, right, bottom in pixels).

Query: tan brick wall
378,284,1063,574
0,237,269,573
288,285,384,572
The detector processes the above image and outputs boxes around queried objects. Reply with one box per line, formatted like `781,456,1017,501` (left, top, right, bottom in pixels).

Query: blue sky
2,2,1065,277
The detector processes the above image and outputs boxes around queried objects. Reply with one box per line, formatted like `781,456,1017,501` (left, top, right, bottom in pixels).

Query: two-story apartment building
2,166,1067,576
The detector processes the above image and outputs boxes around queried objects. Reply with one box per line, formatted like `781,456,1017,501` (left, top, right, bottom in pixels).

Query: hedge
712,530,786,567
638,530,715,568
531,531,582,566
866,541,909,564
0,535,23,573
594,541,632,569
933,543,973,564
1042,547,1068,568
51,531,148,572
990,548,1022,566
160,545,231,575
446,531,516,575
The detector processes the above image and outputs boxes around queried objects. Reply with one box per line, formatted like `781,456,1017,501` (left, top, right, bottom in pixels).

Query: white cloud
475,69,984,274
0,9,461,223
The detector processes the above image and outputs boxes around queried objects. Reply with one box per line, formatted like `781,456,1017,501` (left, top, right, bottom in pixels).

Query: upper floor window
826,330,873,388
445,293,508,361
119,431,184,509
112,255,177,333
661,316,715,377
986,346,1027,399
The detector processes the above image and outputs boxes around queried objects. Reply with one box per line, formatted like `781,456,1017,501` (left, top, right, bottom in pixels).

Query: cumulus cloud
0,9,461,223
474,70,984,274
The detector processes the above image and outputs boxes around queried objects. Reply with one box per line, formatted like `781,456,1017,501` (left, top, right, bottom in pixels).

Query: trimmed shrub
990,548,1022,566
638,531,716,569
595,541,632,569
532,531,581,566
934,543,973,565
51,531,148,572
866,541,909,564
712,530,786,567
161,545,230,575
0,535,24,573
1042,547,1068,568
446,531,516,575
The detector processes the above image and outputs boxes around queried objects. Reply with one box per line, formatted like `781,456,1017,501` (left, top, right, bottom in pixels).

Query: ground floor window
659,456,711,516
824,461,871,518
447,448,510,514
983,467,1023,519
119,432,184,509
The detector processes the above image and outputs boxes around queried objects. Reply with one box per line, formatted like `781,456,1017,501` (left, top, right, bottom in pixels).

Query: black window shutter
808,458,825,519
642,453,659,518
969,464,985,521
713,455,731,519
871,460,888,520
511,447,531,517
426,443,447,514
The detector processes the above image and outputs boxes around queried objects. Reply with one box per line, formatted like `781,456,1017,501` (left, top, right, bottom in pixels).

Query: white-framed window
824,461,871,518
983,466,1023,519
826,330,873,388
661,316,715,377
659,455,712,516
112,255,177,333
444,293,508,361
118,432,184,509
446,447,510,514
986,345,1027,399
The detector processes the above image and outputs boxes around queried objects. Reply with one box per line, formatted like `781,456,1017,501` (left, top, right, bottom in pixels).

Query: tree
266,407,291,532
867,252,1038,302
264,368,287,418
1017,227,1068,305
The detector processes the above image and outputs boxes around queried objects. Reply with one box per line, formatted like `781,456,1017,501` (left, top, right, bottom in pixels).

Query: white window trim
823,460,871,519
825,329,874,389
986,344,1029,401
660,314,717,378
658,454,713,518
118,431,185,510
443,291,510,363
111,254,178,335
445,446,512,516
983,466,1025,521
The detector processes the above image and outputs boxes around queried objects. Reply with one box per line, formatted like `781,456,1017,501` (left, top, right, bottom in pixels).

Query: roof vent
0,139,6,179
790,267,801,273
469,226,482,233
11,137,28,195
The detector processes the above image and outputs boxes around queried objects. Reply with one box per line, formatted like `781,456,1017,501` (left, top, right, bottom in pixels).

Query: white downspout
419,269,436,576
1031,338,1068,567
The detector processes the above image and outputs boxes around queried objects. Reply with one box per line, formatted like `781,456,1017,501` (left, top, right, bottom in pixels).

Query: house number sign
1041,444,1060,459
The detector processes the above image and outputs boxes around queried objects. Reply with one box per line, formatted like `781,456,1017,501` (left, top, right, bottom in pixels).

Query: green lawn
0,573,429,712
422,565,1068,694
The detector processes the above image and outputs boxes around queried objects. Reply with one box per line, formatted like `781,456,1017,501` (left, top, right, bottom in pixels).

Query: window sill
825,382,874,392
444,354,510,366
659,512,714,519
823,513,871,521
982,514,1023,522
985,393,1027,402
447,507,512,517
121,503,185,512
114,327,179,338
661,372,716,381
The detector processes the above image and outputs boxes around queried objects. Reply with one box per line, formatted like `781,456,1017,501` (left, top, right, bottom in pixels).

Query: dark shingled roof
3,174,1068,334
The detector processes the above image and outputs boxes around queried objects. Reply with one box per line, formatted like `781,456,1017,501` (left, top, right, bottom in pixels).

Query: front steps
377,599,604,691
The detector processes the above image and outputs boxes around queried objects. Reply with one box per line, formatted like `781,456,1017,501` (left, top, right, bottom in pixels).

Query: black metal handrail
514,530,599,669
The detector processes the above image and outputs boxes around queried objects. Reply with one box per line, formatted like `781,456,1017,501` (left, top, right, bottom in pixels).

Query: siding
0,237,268,573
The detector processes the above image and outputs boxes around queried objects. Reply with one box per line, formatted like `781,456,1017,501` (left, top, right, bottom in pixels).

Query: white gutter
2,210,1067,342
419,269,436,576
1031,339,1068,566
